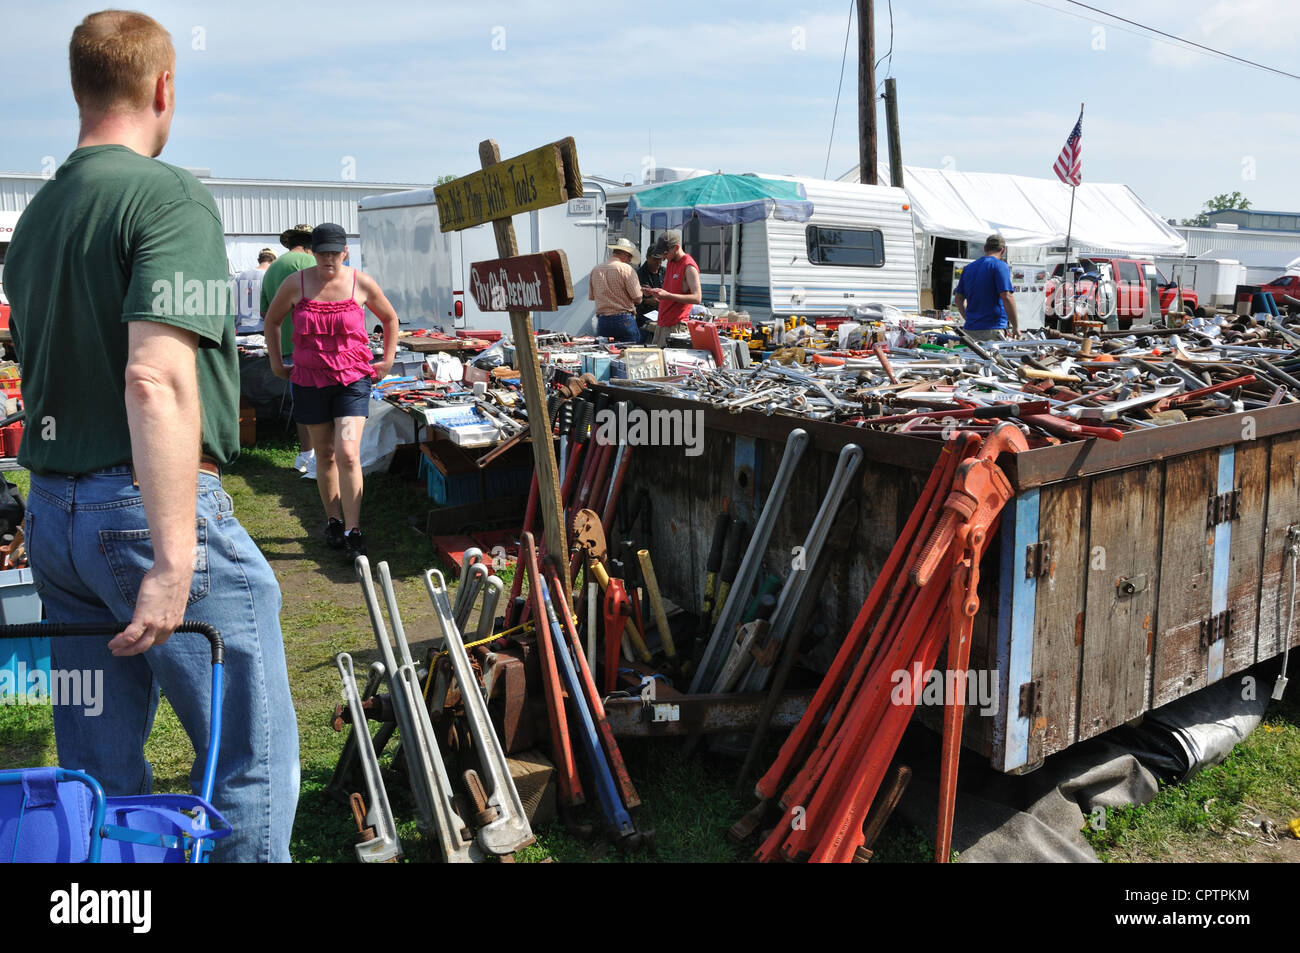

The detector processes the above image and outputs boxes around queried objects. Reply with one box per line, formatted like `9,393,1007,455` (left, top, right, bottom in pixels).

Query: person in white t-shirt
234,247,276,331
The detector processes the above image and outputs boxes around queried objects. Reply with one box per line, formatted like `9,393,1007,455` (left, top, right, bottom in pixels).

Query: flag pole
1061,102,1083,284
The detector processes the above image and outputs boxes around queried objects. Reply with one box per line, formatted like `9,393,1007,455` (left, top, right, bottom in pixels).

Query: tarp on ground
845,164,1187,255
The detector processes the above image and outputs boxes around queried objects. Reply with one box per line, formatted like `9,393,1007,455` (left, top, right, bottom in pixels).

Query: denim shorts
292,376,372,425
25,467,300,862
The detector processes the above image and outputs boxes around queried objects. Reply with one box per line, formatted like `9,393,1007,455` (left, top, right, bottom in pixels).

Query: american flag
1053,109,1083,187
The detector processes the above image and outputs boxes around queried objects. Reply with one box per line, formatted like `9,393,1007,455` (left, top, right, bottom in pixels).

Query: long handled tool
710,518,746,627
424,569,535,856
699,513,731,624
335,653,402,863
733,443,863,694
636,548,677,664
691,428,810,692
544,558,641,809
521,532,585,807
356,557,479,863
537,575,643,848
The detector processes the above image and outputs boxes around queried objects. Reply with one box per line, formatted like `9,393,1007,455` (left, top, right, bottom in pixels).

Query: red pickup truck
1259,274,1300,309
1047,257,1198,326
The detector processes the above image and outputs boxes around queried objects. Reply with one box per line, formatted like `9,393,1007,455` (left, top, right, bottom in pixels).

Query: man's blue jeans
597,312,640,343
25,467,299,862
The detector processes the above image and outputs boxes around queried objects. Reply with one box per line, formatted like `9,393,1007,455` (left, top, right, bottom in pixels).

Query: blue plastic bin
0,569,46,701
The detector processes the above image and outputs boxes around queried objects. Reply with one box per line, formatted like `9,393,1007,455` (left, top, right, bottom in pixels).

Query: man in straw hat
588,237,644,343
261,223,317,470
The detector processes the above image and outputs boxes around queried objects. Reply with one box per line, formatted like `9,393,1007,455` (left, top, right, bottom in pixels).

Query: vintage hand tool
544,557,640,809
692,428,811,693
699,513,732,624
734,443,863,695
637,548,678,664
710,517,747,627
335,652,402,863
538,575,644,849
521,531,585,807
425,569,535,856
911,424,1027,861
356,557,479,862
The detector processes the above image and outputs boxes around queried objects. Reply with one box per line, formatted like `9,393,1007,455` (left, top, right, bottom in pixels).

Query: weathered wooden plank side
1225,441,1268,673
1030,481,1088,763
1152,450,1219,707
1259,433,1300,662
1078,464,1163,741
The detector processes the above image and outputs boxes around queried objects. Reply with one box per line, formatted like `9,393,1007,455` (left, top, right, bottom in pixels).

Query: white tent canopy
842,164,1187,255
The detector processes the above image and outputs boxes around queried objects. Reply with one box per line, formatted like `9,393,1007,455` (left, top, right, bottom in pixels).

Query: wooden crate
602,385,1300,773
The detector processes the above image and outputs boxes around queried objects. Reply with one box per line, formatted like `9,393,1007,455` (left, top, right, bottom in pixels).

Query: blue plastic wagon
0,621,230,863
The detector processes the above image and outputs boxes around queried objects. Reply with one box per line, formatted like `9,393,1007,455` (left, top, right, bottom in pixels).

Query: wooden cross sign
433,137,583,596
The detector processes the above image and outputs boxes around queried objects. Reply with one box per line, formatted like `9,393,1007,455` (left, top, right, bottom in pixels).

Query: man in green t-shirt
3,9,298,862
261,223,317,471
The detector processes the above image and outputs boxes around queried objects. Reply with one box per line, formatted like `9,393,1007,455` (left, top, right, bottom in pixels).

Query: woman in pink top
265,223,399,560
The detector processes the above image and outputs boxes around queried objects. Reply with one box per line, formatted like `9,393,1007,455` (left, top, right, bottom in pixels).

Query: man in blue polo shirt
954,233,1019,340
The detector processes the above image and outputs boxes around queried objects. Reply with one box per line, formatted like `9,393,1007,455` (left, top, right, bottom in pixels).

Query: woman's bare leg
334,416,367,529
307,421,341,519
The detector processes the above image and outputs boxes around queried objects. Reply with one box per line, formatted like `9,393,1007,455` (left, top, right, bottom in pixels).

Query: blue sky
2,0,1297,221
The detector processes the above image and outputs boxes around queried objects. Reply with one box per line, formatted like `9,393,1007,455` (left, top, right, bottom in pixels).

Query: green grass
1083,692,1300,862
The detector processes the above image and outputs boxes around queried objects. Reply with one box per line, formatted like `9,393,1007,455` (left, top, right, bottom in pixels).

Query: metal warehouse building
0,169,427,284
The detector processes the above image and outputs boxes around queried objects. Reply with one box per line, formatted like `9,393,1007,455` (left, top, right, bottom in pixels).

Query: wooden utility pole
884,77,903,189
857,0,876,185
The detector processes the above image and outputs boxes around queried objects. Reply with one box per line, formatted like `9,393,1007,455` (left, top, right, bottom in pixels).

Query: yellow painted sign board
435,138,582,232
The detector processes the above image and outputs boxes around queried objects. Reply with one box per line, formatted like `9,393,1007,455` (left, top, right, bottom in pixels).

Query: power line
874,0,894,93
824,0,854,179
1029,0,1300,82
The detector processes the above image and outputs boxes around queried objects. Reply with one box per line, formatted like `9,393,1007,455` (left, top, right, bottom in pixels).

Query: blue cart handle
0,621,224,666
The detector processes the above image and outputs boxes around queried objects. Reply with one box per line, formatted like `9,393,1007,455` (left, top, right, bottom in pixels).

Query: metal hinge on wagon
1200,609,1232,649
1206,489,1242,528
1024,541,1052,579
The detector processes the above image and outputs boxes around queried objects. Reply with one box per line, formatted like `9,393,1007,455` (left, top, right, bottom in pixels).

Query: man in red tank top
646,229,701,347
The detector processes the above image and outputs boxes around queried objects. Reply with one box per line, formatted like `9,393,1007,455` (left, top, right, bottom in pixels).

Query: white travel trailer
358,181,610,336
606,175,920,322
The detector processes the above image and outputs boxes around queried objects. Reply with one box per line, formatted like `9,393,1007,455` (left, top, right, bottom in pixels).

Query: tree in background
1181,191,1251,227
436,174,458,185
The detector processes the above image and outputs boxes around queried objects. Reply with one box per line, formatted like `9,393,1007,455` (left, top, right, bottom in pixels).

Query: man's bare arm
111,320,201,656
657,265,703,305
1001,291,1020,336
953,292,967,320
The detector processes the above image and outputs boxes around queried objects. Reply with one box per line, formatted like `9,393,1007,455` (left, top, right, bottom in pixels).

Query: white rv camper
606,175,920,322
358,181,609,336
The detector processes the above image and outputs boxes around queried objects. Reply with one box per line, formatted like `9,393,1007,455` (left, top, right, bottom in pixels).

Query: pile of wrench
331,555,535,862
614,314,1300,442
731,423,1027,863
